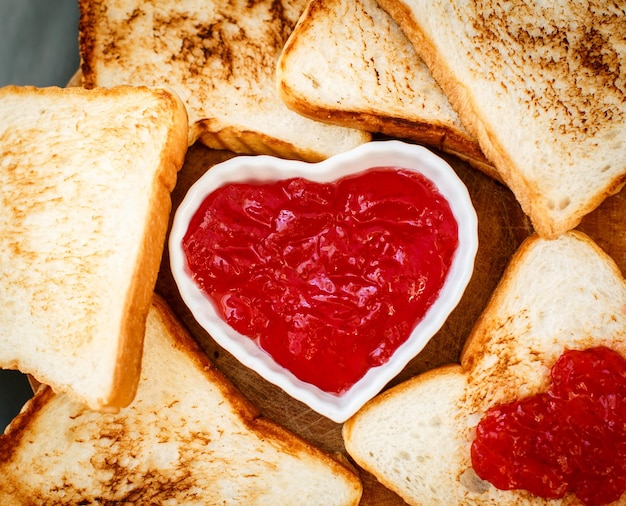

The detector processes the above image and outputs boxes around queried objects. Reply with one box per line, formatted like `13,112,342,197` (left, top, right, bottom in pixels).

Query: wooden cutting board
155,141,625,505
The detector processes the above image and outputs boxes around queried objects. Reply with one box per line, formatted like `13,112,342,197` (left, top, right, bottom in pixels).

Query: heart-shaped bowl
169,140,477,422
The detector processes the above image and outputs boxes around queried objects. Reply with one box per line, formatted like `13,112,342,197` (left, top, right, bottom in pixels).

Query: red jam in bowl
182,167,458,394
471,346,626,505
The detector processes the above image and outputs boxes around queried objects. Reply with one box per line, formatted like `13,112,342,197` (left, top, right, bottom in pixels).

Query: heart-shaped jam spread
471,346,626,505
182,167,458,394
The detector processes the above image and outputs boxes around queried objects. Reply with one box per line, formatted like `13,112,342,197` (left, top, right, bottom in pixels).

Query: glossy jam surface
182,168,458,394
471,346,626,505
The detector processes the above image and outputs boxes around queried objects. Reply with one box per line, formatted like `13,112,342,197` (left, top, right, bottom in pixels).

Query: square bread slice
0,295,362,505
343,231,626,504
377,0,626,237
276,0,496,179
0,85,188,410
78,0,370,161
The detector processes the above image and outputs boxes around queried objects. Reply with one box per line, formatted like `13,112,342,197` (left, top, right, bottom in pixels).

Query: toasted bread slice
277,0,497,179
78,0,370,161
377,0,626,237
343,231,626,504
0,85,188,410
0,295,363,505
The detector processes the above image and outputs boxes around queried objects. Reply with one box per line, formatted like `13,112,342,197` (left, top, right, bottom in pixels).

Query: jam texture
182,168,458,393
471,346,626,505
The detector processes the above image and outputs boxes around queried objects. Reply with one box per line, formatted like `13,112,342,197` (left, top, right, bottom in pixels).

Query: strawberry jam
182,168,458,394
471,346,626,505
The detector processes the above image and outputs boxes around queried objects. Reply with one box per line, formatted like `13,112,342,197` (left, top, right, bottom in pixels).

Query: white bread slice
78,0,370,161
0,85,188,411
276,0,497,180
376,0,626,238
0,295,363,505
343,231,626,504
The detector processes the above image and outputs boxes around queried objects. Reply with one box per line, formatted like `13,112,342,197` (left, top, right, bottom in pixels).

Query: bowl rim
169,140,478,422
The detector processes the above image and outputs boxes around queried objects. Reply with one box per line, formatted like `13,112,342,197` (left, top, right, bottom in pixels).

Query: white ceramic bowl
169,140,478,422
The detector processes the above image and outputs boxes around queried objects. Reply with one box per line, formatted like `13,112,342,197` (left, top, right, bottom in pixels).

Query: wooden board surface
155,141,625,505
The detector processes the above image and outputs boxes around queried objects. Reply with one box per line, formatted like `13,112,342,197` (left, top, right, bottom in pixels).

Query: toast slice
276,0,497,180
78,0,370,161
0,85,188,411
377,0,626,237
343,231,626,504
0,295,363,505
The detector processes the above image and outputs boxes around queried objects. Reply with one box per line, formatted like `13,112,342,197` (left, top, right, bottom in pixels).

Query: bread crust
111,87,188,407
